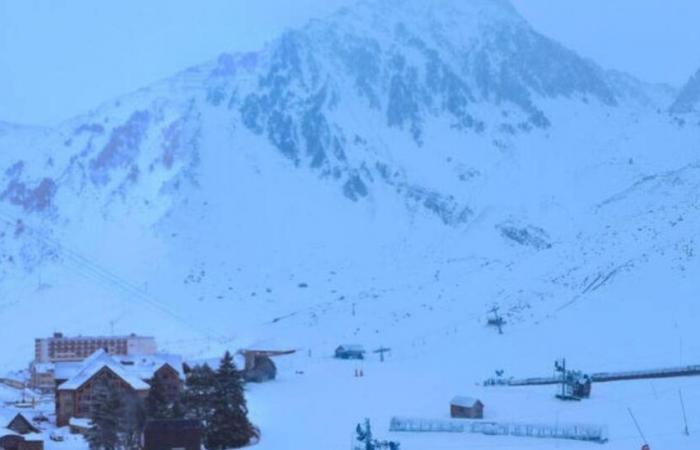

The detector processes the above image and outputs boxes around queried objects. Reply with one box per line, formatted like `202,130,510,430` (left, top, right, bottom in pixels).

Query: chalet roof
6,413,39,434
68,417,92,429
57,350,150,391
54,361,84,380
116,354,185,380
21,433,42,442
0,427,20,438
451,396,482,408
336,345,365,352
53,352,184,383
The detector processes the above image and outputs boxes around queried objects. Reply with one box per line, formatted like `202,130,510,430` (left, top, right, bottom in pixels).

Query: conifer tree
182,364,217,424
170,396,186,419
120,394,146,450
145,375,170,419
205,352,259,449
87,379,124,450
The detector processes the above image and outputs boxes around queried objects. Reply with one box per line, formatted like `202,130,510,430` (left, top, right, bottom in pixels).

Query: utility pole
374,347,391,362
555,358,567,399
627,407,648,448
680,389,690,436
488,306,505,335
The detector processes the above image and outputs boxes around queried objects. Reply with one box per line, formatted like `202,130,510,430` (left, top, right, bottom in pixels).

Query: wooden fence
389,417,608,443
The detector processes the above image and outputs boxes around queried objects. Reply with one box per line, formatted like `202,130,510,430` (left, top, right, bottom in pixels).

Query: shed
0,432,23,450
239,349,295,383
0,432,43,450
6,414,39,435
334,345,366,360
450,396,484,419
16,435,43,450
143,420,203,450
243,355,276,383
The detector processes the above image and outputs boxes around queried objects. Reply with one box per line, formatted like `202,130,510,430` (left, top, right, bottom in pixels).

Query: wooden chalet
450,396,484,419
55,350,184,427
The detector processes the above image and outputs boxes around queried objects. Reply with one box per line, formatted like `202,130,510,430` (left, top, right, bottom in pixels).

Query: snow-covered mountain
1,1,700,448
0,0,696,360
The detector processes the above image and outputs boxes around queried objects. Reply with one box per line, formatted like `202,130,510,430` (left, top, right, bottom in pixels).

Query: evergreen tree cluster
87,351,258,450
144,373,185,420
184,352,260,449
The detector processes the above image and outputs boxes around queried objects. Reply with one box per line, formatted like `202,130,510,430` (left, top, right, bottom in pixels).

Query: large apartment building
31,332,158,391
34,332,157,363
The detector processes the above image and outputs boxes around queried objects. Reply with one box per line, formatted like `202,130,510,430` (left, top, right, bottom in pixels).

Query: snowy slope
1,0,700,449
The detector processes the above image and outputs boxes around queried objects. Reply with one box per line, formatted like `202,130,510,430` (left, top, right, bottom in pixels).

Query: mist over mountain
0,2,699,448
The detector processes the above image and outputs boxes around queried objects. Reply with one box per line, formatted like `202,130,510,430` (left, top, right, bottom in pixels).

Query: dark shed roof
144,420,203,432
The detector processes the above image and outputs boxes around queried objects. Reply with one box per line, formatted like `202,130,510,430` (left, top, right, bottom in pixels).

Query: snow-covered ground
1,0,700,448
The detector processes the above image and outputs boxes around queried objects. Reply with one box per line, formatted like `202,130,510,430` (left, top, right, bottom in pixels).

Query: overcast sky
1,0,699,126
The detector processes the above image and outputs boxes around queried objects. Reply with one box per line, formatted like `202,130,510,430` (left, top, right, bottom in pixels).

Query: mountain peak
330,0,524,36
366,0,519,16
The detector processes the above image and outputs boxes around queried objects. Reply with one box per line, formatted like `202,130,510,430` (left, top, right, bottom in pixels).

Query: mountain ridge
0,0,697,372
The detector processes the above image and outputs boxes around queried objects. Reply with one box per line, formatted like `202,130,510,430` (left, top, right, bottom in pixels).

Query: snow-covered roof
31,362,54,373
58,350,150,391
0,427,20,438
116,353,185,380
451,396,481,407
54,352,184,384
22,433,43,441
0,411,31,429
7,412,36,428
337,345,365,352
54,361,84,380
69,417,92,429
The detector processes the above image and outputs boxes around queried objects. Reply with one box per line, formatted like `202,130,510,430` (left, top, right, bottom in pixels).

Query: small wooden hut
334,345,366,360
6,414,39,435
450,396,484,419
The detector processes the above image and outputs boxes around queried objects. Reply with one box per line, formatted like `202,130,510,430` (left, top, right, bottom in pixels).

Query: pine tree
170,396,186,419
355,419,374,450
86,379,147,450
120,394,146,450
354,420,400,450
205,352,259,449
145,375,170,419
86,379,124,450
183,364,217,424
